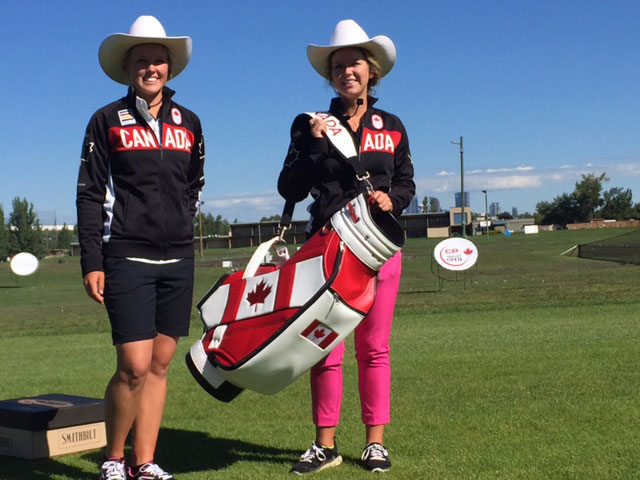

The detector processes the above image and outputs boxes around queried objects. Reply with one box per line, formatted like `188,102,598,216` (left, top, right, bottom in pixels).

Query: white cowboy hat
307,19,396,80
99,15,192,85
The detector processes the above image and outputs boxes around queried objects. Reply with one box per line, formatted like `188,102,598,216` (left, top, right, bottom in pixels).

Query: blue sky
1,0,639,224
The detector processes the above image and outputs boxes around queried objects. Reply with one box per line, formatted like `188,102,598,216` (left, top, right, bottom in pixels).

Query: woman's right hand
309,117,328,138
83,271,105,304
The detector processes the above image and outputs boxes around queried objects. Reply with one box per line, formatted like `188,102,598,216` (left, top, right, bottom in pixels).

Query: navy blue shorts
103,257,195,345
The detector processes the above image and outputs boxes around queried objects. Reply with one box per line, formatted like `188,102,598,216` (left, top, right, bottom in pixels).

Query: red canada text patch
360,127,401,154
109,125,194,153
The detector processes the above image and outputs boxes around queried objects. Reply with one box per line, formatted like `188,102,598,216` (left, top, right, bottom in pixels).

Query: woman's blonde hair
326,47,382,92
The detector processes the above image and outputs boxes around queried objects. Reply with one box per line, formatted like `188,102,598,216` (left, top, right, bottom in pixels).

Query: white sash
304,112,358,162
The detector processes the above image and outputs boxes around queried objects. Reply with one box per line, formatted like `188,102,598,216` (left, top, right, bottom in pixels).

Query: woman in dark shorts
76,15,205,480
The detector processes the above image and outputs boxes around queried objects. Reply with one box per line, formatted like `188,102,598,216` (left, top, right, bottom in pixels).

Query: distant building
512,207,518,217
398,212,450,238
404,196,419,214
489,202,500,217
430,197,441,213
41,225,74,231
455,192,470,208
449,207,472,236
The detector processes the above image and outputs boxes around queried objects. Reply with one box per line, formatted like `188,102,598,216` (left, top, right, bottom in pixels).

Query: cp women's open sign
433,238,478,271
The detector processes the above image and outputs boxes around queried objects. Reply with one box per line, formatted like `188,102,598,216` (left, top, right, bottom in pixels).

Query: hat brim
99,33,192,85
306,35,396,80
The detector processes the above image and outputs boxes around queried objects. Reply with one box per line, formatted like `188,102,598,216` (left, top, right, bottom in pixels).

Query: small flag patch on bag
301,320,338,349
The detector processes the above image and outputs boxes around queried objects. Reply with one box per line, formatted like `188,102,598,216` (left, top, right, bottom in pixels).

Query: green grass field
0,229,639,479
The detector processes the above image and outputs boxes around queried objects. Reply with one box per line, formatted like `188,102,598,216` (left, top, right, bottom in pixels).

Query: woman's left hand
368,191,394,213
309,117,328,138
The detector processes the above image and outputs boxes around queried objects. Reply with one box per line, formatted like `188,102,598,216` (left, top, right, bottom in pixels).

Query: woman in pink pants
311,251,401,429
278,19,414,475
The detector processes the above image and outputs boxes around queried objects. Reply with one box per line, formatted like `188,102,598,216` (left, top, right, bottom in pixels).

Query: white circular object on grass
433,238,478,271
10,252,39,276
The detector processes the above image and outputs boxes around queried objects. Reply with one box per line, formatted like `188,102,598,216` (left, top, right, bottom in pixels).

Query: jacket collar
329,95,378,118
125,86,176,113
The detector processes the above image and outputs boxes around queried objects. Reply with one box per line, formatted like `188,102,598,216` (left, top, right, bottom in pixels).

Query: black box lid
0,394,104,430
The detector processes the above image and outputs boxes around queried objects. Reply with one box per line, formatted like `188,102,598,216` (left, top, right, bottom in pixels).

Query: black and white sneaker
127,462,175,480
291,441,343,475
99,459,126,480
361,443,391,472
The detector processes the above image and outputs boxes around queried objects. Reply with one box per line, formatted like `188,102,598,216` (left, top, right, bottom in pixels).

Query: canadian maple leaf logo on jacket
246,280,272,308
464,248,474,255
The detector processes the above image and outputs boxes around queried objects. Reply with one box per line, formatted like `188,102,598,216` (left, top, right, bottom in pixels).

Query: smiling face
125,43,170,103
329,47,374,102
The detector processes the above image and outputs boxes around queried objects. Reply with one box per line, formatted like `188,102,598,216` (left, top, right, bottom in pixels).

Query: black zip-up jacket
278,97,415,234
76,87,205,276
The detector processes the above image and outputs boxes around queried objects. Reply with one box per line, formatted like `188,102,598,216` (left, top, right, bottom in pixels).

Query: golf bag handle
242,236,285,279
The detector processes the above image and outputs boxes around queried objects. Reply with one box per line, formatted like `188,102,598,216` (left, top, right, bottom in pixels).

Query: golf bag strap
279,112,370,230
279,199,295,230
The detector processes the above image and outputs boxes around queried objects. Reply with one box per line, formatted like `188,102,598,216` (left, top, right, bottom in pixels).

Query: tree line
1,197,234,261
417,171,638,225
0,197,76,260
535,172,640,225
194,212,230,237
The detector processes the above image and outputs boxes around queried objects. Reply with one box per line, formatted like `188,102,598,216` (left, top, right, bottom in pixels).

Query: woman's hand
368,191,394,213
83,271,105,304
309,117,328,138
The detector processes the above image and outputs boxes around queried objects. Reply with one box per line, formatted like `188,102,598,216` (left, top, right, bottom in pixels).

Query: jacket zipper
158,115,169,254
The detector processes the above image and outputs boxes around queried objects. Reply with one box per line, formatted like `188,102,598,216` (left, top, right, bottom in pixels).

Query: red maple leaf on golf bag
246,280,272,306
313,328,326,339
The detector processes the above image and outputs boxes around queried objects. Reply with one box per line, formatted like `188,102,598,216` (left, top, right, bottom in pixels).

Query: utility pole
482,189,488,240
450,136,465,237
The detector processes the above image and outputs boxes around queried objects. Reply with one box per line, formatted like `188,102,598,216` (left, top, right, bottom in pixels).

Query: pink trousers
310,251,402,427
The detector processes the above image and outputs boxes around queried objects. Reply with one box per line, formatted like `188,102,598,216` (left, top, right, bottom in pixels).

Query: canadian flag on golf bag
186,193,404,402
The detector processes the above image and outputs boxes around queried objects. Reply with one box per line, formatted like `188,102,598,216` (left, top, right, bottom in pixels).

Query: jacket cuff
81,257,104,278
389,195,404,218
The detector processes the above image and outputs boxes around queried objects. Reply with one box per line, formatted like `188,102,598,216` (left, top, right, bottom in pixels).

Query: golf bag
186,112,404,402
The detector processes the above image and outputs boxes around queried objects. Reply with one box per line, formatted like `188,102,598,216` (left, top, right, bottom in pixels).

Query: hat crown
128,15,167,38
306,19,396,80
329,19,370,47
99,15,191,85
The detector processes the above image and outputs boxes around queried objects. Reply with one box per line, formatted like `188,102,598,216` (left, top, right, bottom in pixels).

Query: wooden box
0,393,106,459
